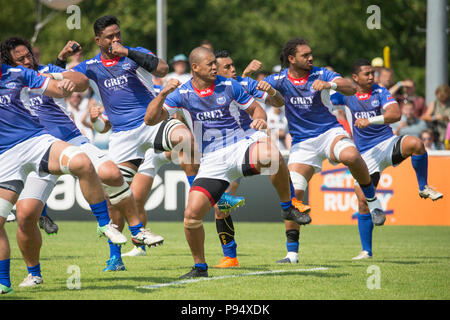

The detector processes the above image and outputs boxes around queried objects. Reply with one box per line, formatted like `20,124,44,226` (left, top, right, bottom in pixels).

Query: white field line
137,267,329,290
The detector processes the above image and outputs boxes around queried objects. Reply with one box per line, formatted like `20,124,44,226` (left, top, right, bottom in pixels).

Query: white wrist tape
368,115,385,125
50,73,64,80
92,116,106,132
329,82,337,90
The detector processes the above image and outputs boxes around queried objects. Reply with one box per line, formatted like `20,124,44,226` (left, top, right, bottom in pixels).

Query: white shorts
0,134,57,194
195,136,258,183
288,126,349,173
19,135,111,202
108,122,164,165
137,149,170,178
361,135,402,175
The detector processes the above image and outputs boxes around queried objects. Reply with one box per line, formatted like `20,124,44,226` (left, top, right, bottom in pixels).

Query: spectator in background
266,106,291,151
378,67,394,89
272,64,281,74
391,102,427,137
371,57,384,85
164,53,192,85
200,39,214,51
255,70,270,81
445,122,450,150
152,75,164,94
67,91,94,141
388,78,427,118
420,129,442,151
421,84,450,146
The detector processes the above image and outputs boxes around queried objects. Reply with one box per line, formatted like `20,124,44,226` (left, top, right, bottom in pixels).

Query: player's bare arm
355,102,401,129
245,101,267,130
110,42,169,77
44,78,76,98
257,80,285,107
144,78,181,125
312,78,356,96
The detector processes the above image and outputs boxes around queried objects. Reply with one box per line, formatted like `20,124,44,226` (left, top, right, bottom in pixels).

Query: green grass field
2,221,450,300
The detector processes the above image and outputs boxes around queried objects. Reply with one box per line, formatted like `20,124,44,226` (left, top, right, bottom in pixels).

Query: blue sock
411,153,428,191
357,213,373,256
194,263,208,271
360,183,376,200
27,263,41,277
289,180,296,200
280,200,292,210
287,241,299,253
108,239,122,259
222,240,237,258
40,204,47,217
128,222,143,236
187,175,196,187
90,200,110,227
0,259,11,288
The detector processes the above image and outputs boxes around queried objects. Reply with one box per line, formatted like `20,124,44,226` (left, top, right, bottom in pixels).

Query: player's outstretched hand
58,40,82,61
311,79,331,91
110,42,129,57
161,79,181,96
355,118,370,129
250,118,267,130
57,79,76,96
90,105,103,122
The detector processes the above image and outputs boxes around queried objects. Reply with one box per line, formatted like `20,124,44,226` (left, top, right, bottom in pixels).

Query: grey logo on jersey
355,111,377,119
290,96,313,109
196,109,224,121
104,75,128,89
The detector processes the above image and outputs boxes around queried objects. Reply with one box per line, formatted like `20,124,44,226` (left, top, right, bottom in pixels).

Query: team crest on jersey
5,82,17,90
371,99,380,107
122,63,132,70
216,96,226,106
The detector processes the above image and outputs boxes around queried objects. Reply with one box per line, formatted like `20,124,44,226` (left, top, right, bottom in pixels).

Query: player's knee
257,142,275,168
333,138,358,164
410,137,426,154
184,216,203,229
0,198,14,222
63,149,94,177
97,162,123,186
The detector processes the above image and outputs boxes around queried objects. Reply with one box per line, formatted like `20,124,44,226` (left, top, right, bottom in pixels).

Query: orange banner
308,156,450,225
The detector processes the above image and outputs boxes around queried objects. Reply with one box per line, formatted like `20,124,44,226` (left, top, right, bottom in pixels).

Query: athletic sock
27,263,41,277
0,259,11,288
280,200,293,211
411,153,428,191
40,204,48,217
357,213,373,256
216,216,237,258
289,179,296,200
360,182,376,200
108,239,122,258
128,222,143,236
286,229,300,253
194,263,208,271
90,200,110,227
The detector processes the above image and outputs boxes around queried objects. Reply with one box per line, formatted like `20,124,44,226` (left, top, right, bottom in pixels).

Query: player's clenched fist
161,79,181,96
257,81,276,96
354,118,370,129
57,79,76,96
250,118,267,130
109,42,128,57
311,79,331,91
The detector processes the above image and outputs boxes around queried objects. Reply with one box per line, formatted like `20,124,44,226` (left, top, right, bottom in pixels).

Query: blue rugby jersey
163,75,255,153
331,84,398,153
230,76,267,131
72,46,158,133
27,64,82,142
0,64,50,154
264,67,342,145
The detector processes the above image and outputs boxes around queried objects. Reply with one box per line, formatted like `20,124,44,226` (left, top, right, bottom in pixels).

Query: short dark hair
0,37,34,68
93,15,120,36
280,37,309,68
214,50,231,59
352,58,371,74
